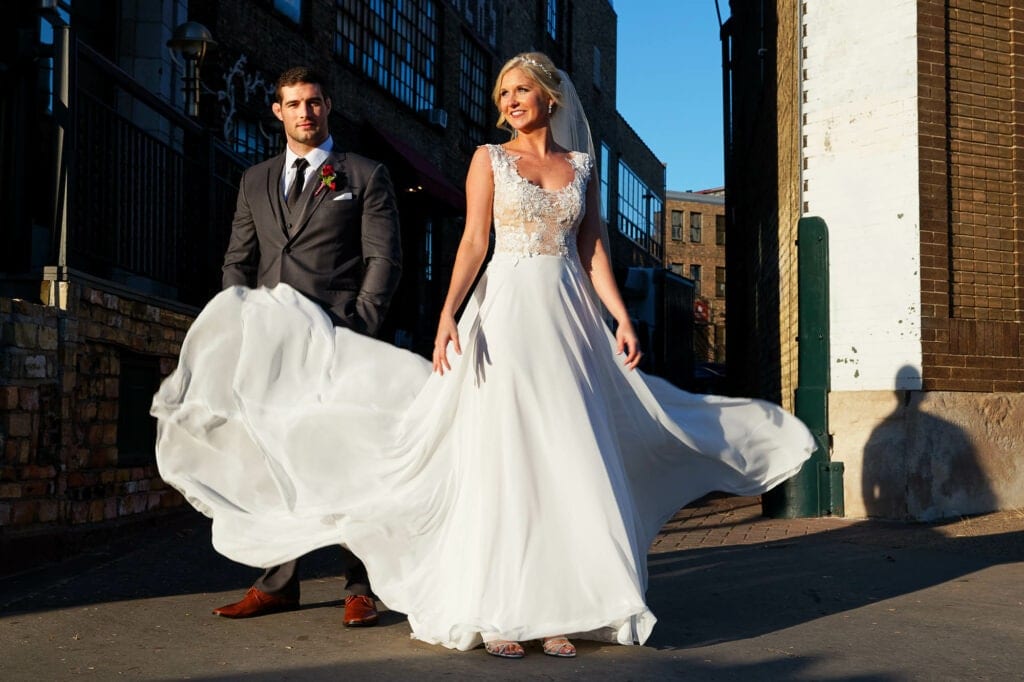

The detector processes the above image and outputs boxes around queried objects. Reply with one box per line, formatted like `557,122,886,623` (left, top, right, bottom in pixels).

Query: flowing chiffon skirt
152,252,814,649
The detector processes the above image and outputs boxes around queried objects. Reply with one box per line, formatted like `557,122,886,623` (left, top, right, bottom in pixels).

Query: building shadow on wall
861,364,996,520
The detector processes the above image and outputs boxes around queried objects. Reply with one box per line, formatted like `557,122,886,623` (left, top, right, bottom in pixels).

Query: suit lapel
266,154,288,237
288,151,348,244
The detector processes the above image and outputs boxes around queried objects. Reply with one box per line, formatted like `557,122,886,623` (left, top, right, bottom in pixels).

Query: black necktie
287,157,310,210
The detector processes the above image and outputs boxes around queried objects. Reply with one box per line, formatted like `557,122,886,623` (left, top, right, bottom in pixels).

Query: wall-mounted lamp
167,21,216,117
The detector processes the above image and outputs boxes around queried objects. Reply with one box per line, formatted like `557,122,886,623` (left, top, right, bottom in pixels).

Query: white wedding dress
152,144,814,650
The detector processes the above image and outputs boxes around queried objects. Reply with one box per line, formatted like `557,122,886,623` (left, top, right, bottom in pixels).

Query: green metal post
763,216,843,517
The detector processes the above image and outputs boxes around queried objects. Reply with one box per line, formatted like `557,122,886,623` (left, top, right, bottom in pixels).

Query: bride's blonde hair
491,52,563,131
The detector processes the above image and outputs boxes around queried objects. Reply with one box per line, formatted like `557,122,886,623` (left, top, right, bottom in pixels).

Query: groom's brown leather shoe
343,595,379,627
212,587,298,618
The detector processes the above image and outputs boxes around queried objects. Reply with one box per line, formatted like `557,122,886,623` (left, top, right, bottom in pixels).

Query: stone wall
0,280,192,573
832,389,1024,519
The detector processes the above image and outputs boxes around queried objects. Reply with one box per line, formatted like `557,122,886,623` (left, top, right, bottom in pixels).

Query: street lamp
167,21,216,117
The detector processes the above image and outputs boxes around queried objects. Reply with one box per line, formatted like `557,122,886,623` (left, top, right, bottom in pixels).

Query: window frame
458,32,489,146
690,212,703,243
546,0,558,40
273,0,304,23
671,210,683,241
334,0,440,113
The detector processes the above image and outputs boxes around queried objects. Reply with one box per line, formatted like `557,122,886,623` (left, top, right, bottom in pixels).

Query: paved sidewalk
1,495,1022,681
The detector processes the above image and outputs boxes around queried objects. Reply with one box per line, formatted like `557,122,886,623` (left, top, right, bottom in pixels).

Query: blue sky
615,1,727,192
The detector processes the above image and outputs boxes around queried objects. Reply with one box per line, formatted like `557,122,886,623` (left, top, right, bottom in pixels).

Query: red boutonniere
314,164,337,196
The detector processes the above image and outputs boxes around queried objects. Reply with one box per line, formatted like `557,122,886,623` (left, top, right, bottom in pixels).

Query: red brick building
663,189,726,362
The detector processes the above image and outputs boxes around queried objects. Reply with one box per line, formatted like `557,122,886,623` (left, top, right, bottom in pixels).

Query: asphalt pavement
1,495,1022,681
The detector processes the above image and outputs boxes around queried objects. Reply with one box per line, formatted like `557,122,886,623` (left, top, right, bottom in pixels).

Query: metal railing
59,40,247,307
617,214,663,261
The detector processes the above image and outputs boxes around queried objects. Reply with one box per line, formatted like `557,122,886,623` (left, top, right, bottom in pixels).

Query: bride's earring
547,101,553,116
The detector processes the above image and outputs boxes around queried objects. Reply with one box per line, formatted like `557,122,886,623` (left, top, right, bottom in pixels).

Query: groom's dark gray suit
223,146,402,336
221,143,402,600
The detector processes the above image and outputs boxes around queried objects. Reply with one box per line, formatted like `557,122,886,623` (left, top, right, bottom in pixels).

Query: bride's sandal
484,640,525,659
542,636,577,658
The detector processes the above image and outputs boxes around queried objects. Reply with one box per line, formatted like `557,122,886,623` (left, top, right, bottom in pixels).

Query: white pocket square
333,192,354,201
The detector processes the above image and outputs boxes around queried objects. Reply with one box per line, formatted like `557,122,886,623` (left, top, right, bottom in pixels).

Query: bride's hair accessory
517,55,554,80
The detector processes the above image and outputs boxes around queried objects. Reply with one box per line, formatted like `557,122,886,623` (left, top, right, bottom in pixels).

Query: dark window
39,1,73,114
231,117,282,164
459,33,489,145
716,213,726,245
546,0,558,40
452,0,497,48
690,212,702,242
424,217,433,281
715,266,726,298
600,143,612,221
690,264,702,297
670,262,684,275
274,0,303,23
671,210,683,240
117,353,160,467
335,0,439,112
593,46,602,89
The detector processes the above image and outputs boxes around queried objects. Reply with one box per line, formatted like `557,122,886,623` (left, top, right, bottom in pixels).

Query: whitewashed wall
801,0,922,391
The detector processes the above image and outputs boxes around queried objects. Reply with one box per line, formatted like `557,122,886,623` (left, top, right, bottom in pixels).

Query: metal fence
617,214,663,261
65,41,246,307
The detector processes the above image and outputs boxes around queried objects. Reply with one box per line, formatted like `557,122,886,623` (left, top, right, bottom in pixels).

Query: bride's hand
432,313,461,375
615,320,642,370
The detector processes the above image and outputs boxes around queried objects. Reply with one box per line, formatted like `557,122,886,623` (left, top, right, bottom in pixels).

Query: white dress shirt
281,135,334,200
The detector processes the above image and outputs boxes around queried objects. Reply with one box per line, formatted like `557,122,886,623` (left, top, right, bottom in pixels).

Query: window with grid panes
546,0,558,40
335,0,438,112
690,264,702,296
459,33,488,145
716,213,725,245
231,117,281,164
715,266,726,298
599,142,611,221
690,212,702,242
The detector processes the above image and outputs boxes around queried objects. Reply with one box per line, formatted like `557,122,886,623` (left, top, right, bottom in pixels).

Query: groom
214,66,402,626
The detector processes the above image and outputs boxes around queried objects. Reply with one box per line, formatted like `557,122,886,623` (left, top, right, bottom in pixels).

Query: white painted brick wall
802,0,922,391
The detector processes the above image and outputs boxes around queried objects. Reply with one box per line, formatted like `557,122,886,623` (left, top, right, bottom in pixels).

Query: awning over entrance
373,127,465,211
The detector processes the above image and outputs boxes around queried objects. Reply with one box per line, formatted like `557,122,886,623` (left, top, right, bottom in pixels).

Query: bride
153,52,814,660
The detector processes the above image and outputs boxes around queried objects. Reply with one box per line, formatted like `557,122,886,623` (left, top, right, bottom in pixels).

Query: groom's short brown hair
275,66,329,102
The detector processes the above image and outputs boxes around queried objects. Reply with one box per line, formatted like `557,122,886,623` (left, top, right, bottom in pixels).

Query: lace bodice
486,144,591,260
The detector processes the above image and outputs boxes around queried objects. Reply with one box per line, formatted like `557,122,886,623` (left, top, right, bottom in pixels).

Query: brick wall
0,282,191,573
778,2,801,412
919,0,1024,391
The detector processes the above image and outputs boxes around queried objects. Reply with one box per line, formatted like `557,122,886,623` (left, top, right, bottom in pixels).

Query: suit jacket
222,148,402,336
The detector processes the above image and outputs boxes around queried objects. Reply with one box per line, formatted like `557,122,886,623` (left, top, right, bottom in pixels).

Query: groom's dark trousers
221,144,402,599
